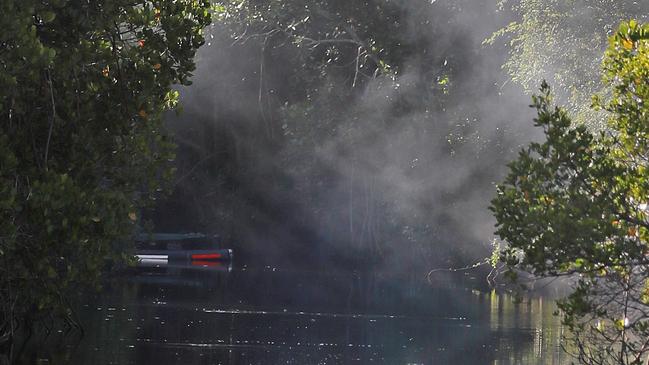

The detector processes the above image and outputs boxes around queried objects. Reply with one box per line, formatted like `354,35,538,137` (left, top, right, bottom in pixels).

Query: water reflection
485,290,565,364
17,263,566,364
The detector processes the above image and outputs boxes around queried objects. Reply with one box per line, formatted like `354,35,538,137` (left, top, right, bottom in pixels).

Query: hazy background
151,0,542,272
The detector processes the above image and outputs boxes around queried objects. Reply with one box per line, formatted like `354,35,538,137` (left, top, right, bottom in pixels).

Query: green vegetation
0,0,210,338
491,21,649,364
212,0,405,85
487,0,648,127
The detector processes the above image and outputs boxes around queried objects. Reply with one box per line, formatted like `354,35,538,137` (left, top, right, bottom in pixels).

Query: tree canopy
487,0,649,127
213,0,407,88
491,20,649,364
0,0,210,335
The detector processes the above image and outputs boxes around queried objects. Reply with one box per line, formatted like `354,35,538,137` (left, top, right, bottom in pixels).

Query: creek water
17,261,567,364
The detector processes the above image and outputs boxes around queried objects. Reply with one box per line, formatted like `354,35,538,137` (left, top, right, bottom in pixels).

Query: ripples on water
16,263,567,364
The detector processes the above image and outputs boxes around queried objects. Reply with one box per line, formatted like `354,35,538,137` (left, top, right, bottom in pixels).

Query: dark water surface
21,262,567,364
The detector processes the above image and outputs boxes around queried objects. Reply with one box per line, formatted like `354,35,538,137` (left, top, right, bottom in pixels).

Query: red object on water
191,260,220,267
191,253,222,260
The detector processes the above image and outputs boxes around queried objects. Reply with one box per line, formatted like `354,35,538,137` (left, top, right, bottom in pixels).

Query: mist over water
8,2,615,364
157,0,541,271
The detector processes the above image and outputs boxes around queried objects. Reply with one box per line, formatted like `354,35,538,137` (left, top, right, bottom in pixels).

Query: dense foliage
213,0,407,88
487,0,649,127
491,21,649,364
0,0,210,337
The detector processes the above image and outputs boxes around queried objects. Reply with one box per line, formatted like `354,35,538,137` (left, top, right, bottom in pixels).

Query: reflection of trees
21,269,567,364
487,291,566,364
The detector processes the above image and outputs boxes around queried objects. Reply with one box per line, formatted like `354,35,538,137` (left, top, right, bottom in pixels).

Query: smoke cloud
161,0,543,271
